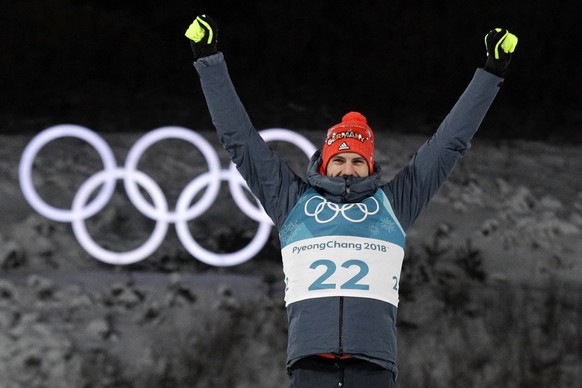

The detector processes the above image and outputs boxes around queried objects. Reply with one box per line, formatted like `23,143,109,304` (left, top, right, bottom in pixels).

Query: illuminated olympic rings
19,125,317,266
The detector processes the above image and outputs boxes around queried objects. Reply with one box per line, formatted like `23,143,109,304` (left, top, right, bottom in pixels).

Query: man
185,15,517,388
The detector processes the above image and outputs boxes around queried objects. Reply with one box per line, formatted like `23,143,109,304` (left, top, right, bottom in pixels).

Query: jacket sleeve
194,53,307,229
383,68,503,231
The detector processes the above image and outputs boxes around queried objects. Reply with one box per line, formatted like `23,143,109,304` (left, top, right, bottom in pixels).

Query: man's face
325,152,369,177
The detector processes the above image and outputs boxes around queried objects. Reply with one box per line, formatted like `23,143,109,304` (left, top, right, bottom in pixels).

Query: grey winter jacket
194,52,503,377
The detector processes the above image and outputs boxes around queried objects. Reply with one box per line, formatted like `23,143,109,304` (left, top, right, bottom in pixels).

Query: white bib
282,235,404,307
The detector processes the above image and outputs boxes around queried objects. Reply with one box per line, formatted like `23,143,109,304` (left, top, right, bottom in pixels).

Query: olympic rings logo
19,125,317,267
304,196,380,223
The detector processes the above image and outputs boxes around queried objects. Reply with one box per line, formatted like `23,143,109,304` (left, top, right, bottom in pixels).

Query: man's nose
342,162,355,176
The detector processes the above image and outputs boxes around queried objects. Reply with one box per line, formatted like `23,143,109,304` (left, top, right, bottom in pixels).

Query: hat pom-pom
342,111,367,124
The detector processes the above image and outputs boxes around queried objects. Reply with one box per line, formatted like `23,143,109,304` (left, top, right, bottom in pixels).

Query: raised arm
185,15,308,229
384,28,518,230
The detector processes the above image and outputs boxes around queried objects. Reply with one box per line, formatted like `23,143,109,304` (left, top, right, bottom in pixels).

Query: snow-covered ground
1,129,581,387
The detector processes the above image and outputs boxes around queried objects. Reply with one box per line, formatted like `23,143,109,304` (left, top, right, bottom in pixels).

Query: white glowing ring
19,125,117,222
19,125,317,267
175,170,272,266
229,129,318,224
123,126,221,223
71,168,169,265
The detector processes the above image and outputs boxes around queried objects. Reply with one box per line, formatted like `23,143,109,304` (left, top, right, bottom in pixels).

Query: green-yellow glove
185,15,218,60
484,28,518,77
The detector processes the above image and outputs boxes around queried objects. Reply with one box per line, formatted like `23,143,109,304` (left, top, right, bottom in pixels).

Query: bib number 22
308,259,370,291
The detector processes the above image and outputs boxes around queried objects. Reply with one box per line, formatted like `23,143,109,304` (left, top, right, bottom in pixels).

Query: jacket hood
306,150,381,203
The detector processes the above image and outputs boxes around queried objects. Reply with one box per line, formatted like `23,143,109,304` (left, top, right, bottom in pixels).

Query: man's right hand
185,15,218,60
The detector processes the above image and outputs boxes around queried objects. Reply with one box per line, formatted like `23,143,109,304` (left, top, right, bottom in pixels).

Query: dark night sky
2,0,580,141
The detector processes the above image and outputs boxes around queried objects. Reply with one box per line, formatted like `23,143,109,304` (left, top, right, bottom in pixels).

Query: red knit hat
320,112,375,174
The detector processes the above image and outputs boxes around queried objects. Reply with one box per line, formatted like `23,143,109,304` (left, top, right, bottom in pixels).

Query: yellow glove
484,28,518,77
185,15,218,60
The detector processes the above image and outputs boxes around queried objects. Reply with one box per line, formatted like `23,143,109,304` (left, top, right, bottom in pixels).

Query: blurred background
1,0,580,141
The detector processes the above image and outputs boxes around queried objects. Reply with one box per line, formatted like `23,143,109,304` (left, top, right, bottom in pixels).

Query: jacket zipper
338,176,350,356
338,177,350,355
339,296,344,355
341,176,352,202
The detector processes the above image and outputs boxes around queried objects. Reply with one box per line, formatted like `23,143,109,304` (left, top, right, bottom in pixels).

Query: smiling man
185,14,518,388
321,112,374,178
